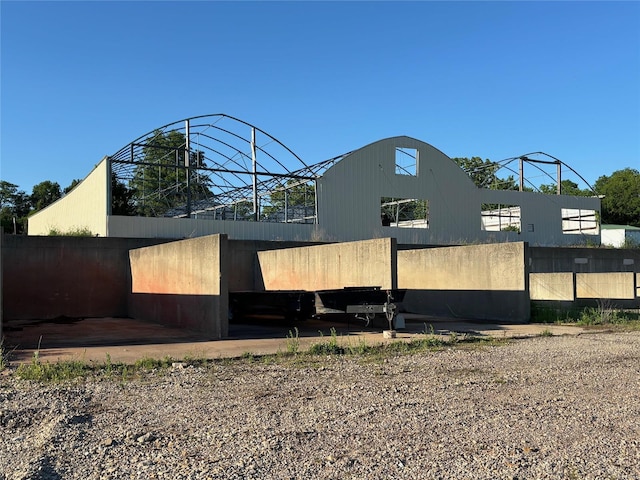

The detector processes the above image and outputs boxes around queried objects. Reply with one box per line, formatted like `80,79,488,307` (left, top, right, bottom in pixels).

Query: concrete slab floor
2,315,586,365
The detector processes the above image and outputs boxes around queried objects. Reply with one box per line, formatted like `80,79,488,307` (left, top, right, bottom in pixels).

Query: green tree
538,179,592,196
31,180,61,211
64,178,82,194
452,157,518,190
111,174,136,216
129,130,211,216
262,180,315,221
0,181,31,233
594,168,640,227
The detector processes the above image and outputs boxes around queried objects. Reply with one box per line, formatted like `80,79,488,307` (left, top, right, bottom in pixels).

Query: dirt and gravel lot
1,331,639,480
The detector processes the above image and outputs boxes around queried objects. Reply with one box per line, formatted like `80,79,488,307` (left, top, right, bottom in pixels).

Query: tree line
2,146,638,234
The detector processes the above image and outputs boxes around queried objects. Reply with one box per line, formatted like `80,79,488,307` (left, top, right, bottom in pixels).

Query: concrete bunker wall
128,234,228,339
257,238,397,291
2,235,171,322
398,242,530,322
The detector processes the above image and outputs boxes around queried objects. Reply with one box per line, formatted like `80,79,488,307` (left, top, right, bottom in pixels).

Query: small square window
395,147,418,176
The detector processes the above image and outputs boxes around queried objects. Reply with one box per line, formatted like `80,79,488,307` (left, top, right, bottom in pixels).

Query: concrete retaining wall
257,238,397,291
2,236,170,322
129,235,228,338
530,273,574,301
576,272,636,299
398,242,529,322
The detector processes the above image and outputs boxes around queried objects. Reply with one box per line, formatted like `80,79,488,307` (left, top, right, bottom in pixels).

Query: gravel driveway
1,331,639,479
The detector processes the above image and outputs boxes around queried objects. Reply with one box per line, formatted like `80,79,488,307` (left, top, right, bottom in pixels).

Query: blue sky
1,1,639,194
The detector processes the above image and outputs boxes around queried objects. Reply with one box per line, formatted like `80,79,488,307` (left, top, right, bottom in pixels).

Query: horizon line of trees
2,157,638,234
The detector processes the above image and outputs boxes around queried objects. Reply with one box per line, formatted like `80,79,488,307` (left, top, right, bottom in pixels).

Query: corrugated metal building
29,131,601,247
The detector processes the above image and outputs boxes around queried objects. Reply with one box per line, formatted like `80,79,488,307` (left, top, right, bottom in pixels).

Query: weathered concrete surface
576,272,636,299
257,238,397,291
529,246,640,273
398,242,529,322
4,315,587,365
129,234,228,338
2,236,171,321
530,272,574,301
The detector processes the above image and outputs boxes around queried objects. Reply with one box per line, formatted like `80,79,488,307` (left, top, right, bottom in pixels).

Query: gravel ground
1,332,639,480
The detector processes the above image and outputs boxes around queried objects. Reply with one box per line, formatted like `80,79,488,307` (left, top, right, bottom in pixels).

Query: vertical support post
106,156,113,216
284,188,288,223
251,127,258,221
314,179,319,224
519,157,524,192
556,161,561,195
185,120,191,217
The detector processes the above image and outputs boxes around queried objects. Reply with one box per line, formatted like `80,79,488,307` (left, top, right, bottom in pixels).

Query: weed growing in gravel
16,352,91,382
308,328,345,355
539,328,554,337
0,337,9,371
134,356,174,371
286,327,300,355
531,301,640,329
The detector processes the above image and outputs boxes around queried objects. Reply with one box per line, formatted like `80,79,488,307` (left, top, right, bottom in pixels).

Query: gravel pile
1,332,639,479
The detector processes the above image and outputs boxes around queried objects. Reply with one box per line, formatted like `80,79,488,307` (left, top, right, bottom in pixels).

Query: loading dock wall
128,234,228,339
257,238,397,291
2,235,171,322
398,242,529,322
227,240,326,292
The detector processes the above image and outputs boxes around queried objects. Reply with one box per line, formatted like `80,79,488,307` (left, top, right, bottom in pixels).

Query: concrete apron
3,315,586,365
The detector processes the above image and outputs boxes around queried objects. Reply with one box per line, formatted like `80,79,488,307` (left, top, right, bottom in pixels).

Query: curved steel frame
108,114,595,222
109,114,345,221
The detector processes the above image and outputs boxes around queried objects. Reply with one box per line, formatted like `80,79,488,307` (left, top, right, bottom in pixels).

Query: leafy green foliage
594,168,640,227
47,227,93,236
31,180,62,212
262,180,316,222
0,180,31,233
538,179,592,196
129,130,212,216
452,157,518,190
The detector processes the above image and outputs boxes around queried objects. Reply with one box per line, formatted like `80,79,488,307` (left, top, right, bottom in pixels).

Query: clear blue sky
1,1,639,194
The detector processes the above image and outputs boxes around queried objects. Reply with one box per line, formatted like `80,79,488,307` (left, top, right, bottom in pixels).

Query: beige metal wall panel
397,242,527,291
108,215,319,241
316,137,600,247
477,189,601,247
257,238,396,291
317,137,477,245
576,272,635,299
29,158,108,236
529,273,575,300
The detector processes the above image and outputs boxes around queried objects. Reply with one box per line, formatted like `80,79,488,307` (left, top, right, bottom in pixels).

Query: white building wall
28,158,108,236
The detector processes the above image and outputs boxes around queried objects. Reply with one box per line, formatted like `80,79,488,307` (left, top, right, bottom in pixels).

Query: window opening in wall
561,208,599,235
381,197,429,228
395,147,418,176
481,203,521,232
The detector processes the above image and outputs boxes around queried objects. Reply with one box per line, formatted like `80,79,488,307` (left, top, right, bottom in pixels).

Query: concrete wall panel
576,272,635,299
2,236,170,321
530,273,574,301
398,242,529,322
398,242,527,291
257,238,397,291
128,235,228,338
